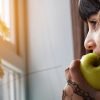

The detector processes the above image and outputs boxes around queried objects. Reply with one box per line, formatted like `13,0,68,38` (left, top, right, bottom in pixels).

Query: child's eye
89,20,97,30
89,21,97,26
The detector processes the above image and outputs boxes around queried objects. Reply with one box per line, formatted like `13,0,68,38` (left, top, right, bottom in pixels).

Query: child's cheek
94,30,100,49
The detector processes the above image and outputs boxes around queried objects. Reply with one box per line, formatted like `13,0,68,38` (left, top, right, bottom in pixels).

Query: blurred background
0,0,87,100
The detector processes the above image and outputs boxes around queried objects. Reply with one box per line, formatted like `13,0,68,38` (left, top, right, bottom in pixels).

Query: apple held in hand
80,53,100,90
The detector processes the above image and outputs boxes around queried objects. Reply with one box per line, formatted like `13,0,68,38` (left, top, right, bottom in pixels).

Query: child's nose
84,40,96,51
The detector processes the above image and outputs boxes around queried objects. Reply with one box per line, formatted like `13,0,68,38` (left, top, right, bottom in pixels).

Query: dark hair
78,0,100,21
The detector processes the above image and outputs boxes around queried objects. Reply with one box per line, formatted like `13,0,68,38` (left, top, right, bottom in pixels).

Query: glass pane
0,0,13,42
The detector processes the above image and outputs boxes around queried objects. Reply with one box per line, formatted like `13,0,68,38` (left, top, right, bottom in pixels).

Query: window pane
0,0,14,42
1,0,10,27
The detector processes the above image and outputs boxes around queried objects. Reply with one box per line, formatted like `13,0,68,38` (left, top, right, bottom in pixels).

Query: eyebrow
88,17,96,21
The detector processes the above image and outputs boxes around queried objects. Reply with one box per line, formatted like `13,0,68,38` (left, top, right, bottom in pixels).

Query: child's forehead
88,11,100,21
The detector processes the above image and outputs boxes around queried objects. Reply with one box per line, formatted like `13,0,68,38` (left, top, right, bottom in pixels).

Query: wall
27,0,74,99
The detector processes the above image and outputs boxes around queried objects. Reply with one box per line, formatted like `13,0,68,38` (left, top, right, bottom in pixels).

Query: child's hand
62,60,100,100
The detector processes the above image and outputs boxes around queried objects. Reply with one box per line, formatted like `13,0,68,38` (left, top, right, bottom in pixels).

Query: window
0,0,27,100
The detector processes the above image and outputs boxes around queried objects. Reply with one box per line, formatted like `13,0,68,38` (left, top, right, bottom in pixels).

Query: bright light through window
0,0,12,41
0,0,11,28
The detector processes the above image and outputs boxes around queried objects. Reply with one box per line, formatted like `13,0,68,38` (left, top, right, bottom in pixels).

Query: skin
62,11,100,100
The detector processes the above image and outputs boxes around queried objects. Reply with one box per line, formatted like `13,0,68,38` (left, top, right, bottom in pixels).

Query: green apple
80,53,100,90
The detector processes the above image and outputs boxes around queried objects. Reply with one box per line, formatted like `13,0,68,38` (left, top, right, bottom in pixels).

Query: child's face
84,11,100,55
